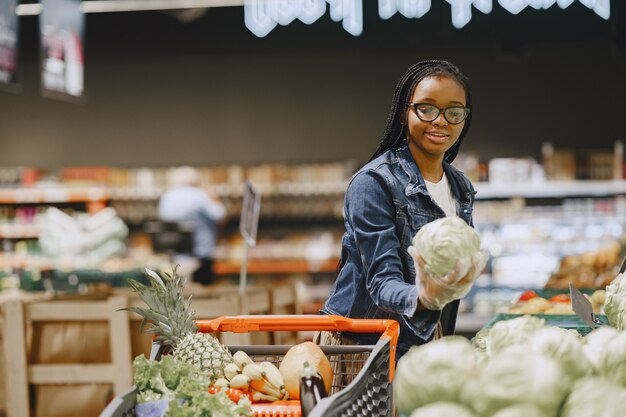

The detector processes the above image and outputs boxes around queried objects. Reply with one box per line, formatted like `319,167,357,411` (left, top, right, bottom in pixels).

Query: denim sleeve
346,172,440,341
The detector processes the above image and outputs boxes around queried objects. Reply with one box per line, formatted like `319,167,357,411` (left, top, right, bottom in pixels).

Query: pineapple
126,266,234,382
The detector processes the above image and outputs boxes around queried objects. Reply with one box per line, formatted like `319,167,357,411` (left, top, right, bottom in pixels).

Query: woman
319,60,484,360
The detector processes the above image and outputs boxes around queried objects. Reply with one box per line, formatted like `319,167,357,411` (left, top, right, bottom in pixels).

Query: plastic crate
484,313,610,336
100,315,399,417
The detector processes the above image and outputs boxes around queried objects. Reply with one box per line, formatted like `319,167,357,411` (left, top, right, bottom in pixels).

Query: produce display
543,242,621,289
506,290,606,315
395,315,626,417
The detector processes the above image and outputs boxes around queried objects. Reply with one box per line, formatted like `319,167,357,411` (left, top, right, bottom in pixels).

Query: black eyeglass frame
410,102,471,125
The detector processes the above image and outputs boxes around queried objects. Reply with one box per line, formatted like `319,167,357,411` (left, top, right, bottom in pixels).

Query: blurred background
0,1,625,416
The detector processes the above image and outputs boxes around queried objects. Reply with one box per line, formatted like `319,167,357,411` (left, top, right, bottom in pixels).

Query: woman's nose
432,112,448,126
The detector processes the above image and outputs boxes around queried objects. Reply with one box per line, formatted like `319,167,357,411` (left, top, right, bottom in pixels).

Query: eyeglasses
410,103,470,125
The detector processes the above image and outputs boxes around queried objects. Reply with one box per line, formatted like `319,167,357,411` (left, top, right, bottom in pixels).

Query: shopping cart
100,314,399,417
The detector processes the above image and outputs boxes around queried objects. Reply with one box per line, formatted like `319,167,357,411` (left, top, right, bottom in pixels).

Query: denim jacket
321,145,476,357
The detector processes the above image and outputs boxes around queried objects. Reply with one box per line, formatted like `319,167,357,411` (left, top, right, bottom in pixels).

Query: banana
224,362,242,381
259,361,285,389
242,363,265,381
228,373,252,390
250,377,282,398
281,387,289,401
233,350,255,370
250,389,281,403
213,378,229,388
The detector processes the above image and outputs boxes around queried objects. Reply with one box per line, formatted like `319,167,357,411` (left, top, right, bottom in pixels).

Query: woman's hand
408,246,487,311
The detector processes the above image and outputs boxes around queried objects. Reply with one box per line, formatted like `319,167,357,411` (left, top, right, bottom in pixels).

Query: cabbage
605,273,626,330
471,328,489,353
486,315,546,356
490,404,547,417
412,217,480,278
395,336,479,414
462,346,569,416
596,330,626,386
560,377,626,417
582,326,619,372
525,327,590,380
409,402,476,417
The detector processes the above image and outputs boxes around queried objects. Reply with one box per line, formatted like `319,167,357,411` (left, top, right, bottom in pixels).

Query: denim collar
397,145,475,203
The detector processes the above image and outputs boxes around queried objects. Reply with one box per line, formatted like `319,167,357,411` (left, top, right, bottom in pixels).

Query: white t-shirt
425,173,457,217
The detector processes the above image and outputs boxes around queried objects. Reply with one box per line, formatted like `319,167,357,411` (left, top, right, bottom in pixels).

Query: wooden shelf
474,180,626,199
0,187,109,204
214,259,339,276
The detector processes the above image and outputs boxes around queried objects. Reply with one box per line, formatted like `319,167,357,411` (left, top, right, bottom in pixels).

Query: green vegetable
561,377,626,417
596,331,626,386
486,315,545,356
582,326,618,372
490,404,546,417
409,402,475,417
133,354,251,416
605,272,626,330
411,216,481,279
395,336,479,414
462,346,569,417
525,327,590,380
133,355,209,403
165,390,251,417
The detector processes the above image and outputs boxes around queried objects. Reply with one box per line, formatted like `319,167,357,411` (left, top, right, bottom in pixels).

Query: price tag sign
239,181,261,247
239,182,261,295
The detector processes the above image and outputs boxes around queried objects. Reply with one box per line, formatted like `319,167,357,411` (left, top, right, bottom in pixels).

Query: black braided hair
369,60,473,164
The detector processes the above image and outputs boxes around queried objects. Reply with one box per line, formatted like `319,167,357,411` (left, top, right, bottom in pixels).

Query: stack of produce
395,315,626,417
506,290,606,315
126,267,334,417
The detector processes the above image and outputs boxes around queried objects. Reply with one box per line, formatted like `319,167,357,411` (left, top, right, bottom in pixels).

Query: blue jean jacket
321,146,476,357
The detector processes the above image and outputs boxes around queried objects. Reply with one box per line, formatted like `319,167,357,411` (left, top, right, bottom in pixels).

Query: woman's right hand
407,246,486,311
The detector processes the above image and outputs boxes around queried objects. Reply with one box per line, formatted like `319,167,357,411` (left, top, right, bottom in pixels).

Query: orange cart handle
197,314,397,336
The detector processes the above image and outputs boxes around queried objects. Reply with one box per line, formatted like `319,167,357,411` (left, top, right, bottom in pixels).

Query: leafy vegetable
411,216,481,279
395,336,479,414
462,346,569,417
133,355,209,403
408,402,476,417
596,330,626,387
525,327,590,380
485,315,545,356
165,389,251,417
490,404,547,417
133,354,251,416
560,377,626,417
582,326,618,372
605,272,626,330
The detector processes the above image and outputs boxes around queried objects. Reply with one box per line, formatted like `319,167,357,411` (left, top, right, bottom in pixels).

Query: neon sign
244,0,610,37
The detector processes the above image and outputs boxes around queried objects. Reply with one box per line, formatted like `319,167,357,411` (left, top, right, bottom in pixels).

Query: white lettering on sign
244,0,610,37
245,0,362,37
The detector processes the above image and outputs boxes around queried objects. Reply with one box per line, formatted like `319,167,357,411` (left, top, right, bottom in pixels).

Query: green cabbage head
395,336,479,414
462,346,569,417
605,272,626,330
412,216,480,278
409,402,476,417
486,315,545,356
561,377,626,417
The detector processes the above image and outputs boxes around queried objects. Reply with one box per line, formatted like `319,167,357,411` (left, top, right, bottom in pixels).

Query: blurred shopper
319,60,484,361
158,166,226,285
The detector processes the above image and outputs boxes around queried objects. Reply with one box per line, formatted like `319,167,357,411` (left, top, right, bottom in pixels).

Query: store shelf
474,180,626,199
0,187,109,204
213,258,339,276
